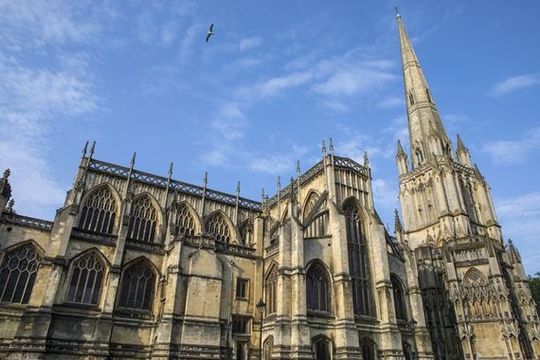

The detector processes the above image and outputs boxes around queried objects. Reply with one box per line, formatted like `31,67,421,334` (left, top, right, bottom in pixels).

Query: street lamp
256,298,266,360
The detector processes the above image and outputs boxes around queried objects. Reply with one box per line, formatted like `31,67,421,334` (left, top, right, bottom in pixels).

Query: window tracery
0,244,41,304
66,252,105,305
79,186,117,234
205,212,232,242
128,196,158,243
239,220,253,245
303,192,319,221
307,262,330,313
118,260,156,310
174,203,197,236
265,266,278,314
344,201,371,316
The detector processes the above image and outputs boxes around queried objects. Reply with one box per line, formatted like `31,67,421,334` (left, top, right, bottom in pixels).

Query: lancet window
304,212,329,238
307,262,330,313
265,266,278,314
391,275,407,320
360,340,376,360
239,220,253,245
174,203,197,236
127,196,158,243
66,252,105,305
118,260,156,310
0,244,41,304
79,186,117,234
344,201,371,316
205,212,232,243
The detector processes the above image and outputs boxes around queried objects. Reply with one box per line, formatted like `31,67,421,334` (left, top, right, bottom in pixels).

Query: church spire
396,12,451,168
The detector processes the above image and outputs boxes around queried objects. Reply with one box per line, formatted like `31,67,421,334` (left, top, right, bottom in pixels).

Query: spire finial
394,209,403,233
2,169,10,180
329,137,334,154
7,198,14,212
168,162,174,178
204,171,208,187
261,187,265,202
236,180,241,194
296,160,301,177
395,6,400,18
89,141,96,159
82,141,89,156
396,139,406,157
130,152,137,168
321,140,327,155
363,151,370,167
277,176,281,191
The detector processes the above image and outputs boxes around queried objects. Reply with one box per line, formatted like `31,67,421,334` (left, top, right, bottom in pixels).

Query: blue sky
1,1,539,273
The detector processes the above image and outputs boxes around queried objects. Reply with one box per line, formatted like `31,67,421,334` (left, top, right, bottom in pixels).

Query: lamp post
256,298,266,360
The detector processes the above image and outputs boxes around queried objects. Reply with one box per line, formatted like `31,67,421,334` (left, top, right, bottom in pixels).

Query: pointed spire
296,160,301,178
321,140,327,155
329,137,334,154
277,176,281,191
236,180,241,195
203,171,208,188
168,162,174,179
2,169,10,180
89,141,96,159
396,12,450,167
394,209,403,233
130,152,137,169
82,141,88,157
456,134,467,152
396,139,406,158
363,151,369,167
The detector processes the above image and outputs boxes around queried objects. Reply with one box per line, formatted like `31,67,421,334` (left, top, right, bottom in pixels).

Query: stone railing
182,236,256,259
2,212,53,232
71,227,117,246
125,238,165,253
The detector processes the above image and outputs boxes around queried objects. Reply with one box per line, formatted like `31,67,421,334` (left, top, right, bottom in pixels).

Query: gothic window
239,220,253,245
408,91,415,105
118,260,156,310
263,337,274,360
236,277,249,299
303,191,319,221
205,212,232,243
0,244,41,304
360,340,376,360
265,266,278,314
312,336,332,360
307,262,330,313
79,186,117,234
174,203,197,236
66,252,105,305
127,196,158,243
415,148,424,164
232,316,250,334
344,201,371,316
391,275,407,321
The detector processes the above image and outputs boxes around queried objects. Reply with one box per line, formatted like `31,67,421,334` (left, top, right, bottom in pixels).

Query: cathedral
0,12,539,360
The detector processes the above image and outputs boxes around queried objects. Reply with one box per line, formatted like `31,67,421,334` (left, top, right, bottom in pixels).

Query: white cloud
377,96,403,109
481,127,540,165
239,36,262,52
488,74,540,97
372,178,398,211
496,192,540,273
210,103,248,141
248,145,308,175
313,65,396,97
0,55,98,217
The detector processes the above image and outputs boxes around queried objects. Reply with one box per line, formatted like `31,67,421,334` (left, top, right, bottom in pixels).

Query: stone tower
395,11,540,360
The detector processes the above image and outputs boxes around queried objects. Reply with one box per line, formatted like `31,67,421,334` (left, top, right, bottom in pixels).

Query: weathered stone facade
0,13,538,360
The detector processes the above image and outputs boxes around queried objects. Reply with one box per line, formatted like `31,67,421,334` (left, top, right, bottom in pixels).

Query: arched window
118,260,156,310
344,201,371,316
304,212,329,238
79,186,117,234
66,252,105,305
265,266,278,314
312,336,333,360
307,262,330,313
408,91,415,106
392,275,407,321
303,191,319,221
415,148,424,164
360,340,376,360
205,212,232,243
174,203,197,236
263,337,273,360
403,341,413,360
128,196,158,243
0,244,41,304
239,220,253,245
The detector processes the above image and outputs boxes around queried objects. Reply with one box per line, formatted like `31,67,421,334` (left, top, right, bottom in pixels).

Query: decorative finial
277,176,281,191
296,160,301,177
2,169,10,180
204,171,208,187
130,152,137,168
236,181,241,194
7,198,14,212
363,151,369,167
82,141,89,156
168,162,174,178
321,140,327,155
329,137,334,154
394,209,402,233
395,6,401,18
89,141,96,158
261,188,266,202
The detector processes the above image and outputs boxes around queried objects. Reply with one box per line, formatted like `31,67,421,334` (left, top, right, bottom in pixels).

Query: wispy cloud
239,36,263,52
248,145,308,175
496,192,540,273
488,74,540,97
481,127,540,165
377,95,403,109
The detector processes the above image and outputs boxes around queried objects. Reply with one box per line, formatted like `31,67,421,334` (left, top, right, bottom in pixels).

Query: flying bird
205,24,215,42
